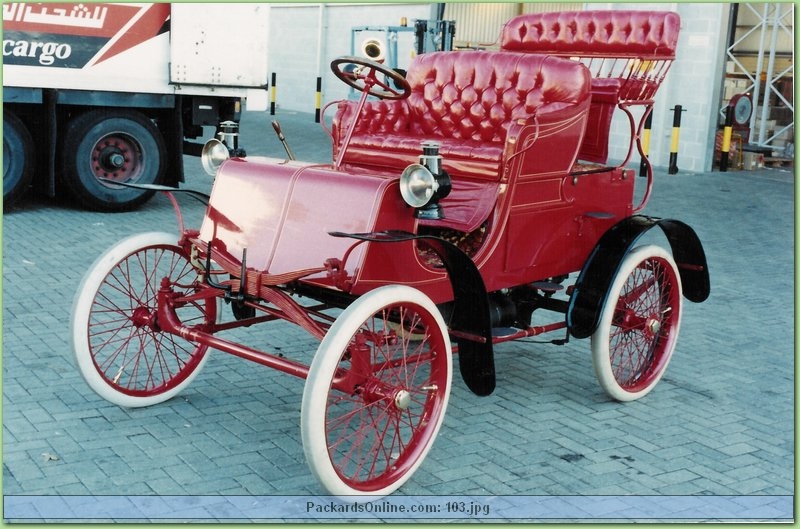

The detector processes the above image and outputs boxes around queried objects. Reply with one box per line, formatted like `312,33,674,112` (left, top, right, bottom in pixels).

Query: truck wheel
3,111,34,209
61,110,165,211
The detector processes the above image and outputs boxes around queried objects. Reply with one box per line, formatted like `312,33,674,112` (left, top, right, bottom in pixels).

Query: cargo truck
3,2,270,211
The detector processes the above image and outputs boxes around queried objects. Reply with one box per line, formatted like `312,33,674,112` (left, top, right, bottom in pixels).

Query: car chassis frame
72,10,710,498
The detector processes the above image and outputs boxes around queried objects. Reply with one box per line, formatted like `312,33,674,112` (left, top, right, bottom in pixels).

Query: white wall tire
71,232,215,408
591,245,682,402
302,285,452,498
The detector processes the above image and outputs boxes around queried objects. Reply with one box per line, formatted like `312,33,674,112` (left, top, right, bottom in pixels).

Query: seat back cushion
403,50,589,143
333,50,590,180
499,10,680,57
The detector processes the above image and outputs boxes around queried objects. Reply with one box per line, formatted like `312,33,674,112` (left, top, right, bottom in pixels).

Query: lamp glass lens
401,166,434,207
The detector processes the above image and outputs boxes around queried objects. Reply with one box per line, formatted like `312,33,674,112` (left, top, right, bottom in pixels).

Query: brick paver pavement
2,111,793,521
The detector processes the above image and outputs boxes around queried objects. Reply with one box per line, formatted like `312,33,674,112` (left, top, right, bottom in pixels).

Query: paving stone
2,111,793,521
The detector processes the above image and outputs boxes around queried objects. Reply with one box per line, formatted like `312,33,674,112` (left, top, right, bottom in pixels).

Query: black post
668,105,684,175
414,20,427,54
314,77,322,123
270,72,277,115
720,104,734,172
639,111,653,177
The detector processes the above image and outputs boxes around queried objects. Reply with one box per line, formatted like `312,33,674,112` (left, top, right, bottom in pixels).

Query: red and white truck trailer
3,2,270,211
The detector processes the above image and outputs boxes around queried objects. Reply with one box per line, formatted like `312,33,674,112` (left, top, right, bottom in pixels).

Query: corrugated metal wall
443,2,583,48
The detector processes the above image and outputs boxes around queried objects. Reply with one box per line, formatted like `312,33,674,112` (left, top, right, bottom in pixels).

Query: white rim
301,285,452,498
71,232,211,408
591,245,682,402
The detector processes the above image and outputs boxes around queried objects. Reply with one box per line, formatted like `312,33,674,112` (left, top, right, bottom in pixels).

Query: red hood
199,158,412,278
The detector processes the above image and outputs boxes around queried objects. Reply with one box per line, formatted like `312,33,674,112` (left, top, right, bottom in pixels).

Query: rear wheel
302,285,452,497
3,111,34,208
61,110,165,211
71,232,215,407
591,245,682,401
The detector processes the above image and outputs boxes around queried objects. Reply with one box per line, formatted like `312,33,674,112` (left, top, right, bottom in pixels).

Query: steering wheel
331,56,411,100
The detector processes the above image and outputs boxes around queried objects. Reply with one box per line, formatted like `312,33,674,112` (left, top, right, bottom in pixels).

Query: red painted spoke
324,301,445,488
359,405,395,481
86,244,212,397
97,328,137,378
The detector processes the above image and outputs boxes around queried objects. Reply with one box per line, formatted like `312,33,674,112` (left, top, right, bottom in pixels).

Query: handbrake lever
271,120,296,161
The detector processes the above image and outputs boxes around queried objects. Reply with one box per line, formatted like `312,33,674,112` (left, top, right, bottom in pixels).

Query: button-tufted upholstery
332,50,592,181
498,11,680,165
499,10,680,57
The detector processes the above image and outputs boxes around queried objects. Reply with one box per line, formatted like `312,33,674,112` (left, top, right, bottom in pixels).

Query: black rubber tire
3,111,35,209
60,109,166,211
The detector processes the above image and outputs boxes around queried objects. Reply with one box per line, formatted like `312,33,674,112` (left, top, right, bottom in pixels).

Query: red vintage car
72,10,709,498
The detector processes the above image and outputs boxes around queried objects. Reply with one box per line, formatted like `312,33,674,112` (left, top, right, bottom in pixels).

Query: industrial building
265,2,794,173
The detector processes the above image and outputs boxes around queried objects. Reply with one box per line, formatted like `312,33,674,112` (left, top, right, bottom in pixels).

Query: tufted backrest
496,10,679,164
401,50,590,143
499,10,680,58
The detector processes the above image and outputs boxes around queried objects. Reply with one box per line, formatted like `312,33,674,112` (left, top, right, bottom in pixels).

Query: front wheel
591,245,682,401
302,285,452,498
71,232,216,408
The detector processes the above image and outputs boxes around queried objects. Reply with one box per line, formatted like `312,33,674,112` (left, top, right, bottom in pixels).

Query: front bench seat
332,50,592,182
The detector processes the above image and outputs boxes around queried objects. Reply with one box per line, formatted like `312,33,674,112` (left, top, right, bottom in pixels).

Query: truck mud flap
331,230,496,396
567,215,710,339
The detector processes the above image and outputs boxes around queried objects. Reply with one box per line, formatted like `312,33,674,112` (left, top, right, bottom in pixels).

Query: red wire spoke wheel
302,285,451,497
71,232,216,407
591,245,683,401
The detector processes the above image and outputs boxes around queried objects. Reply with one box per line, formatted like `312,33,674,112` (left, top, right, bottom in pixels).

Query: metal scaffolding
725,3,794,151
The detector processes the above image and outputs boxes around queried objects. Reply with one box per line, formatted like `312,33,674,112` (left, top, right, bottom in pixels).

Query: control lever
271,120,296,161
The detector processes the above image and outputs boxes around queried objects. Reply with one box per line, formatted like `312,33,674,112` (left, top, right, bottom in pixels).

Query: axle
156,282,313,380
154,274,572,384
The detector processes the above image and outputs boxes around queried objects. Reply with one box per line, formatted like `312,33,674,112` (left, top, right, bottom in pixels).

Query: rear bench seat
331,50,592,182
499,10,680,165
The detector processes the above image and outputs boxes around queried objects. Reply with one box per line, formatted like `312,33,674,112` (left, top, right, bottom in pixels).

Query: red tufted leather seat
332,50,591,181
499,10,680,57
498,11,680,165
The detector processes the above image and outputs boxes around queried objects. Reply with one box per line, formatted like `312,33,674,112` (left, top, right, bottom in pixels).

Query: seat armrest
504,97,591,176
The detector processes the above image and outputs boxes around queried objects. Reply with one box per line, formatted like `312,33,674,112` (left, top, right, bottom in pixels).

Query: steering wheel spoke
331,56,410,100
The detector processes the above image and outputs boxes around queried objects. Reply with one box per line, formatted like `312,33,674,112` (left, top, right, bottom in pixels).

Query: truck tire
61,109,166,211
3,111,34,209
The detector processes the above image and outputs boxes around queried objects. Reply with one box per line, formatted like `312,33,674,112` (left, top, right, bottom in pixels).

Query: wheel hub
130,306,157,330
646,317,661,337
105,152,126,169
360,379,413,410
394,389,412,410
92,136,137,182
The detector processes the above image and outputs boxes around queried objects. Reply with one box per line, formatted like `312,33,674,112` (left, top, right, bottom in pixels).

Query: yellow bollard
668,105,685,175
639,111,653,177
719,104,733,172
270,72,277,115
315,77,322,123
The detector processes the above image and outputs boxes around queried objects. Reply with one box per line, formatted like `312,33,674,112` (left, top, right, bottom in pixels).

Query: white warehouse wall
600,3,729,173
261,3,728,173
266,3,433,114
670,2,730,172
